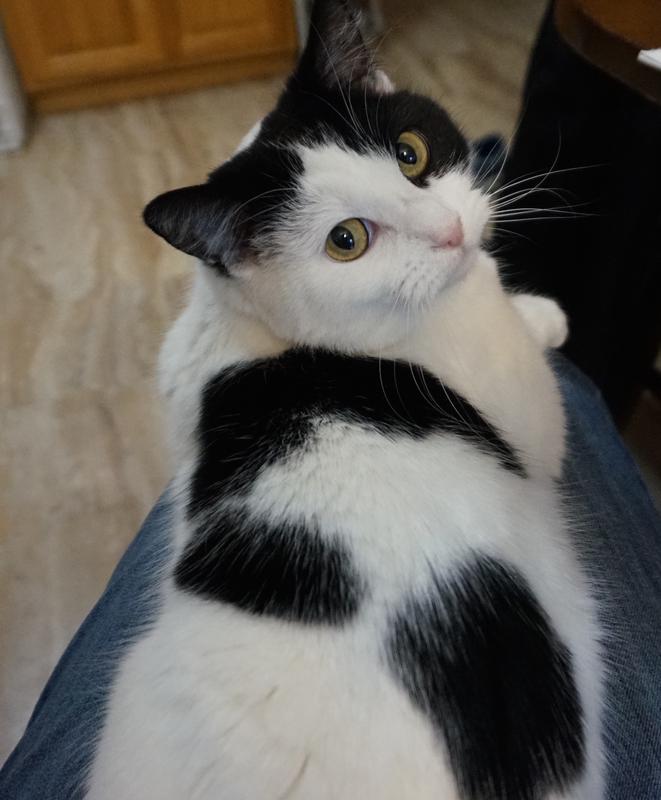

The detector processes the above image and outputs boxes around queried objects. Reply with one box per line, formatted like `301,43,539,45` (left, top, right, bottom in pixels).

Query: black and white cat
86,2,604,798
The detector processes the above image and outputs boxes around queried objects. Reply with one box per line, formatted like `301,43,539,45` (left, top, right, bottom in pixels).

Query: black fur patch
179,350,522,623
260,84,468,185
175,508,362,624
388,556,585,800
189,349,524,516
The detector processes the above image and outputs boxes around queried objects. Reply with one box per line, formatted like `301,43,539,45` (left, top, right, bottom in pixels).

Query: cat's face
145,0,490,349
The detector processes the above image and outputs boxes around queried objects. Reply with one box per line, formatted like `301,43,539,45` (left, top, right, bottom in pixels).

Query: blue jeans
2,358,660,799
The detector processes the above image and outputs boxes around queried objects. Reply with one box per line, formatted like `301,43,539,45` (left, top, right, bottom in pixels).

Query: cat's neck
160,252,564,478
161,252,531,403
168,261,435,377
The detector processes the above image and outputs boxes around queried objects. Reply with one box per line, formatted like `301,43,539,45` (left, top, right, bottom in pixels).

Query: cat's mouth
394,244,476,310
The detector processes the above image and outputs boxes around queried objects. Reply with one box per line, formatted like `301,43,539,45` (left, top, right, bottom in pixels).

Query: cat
85,1,604,798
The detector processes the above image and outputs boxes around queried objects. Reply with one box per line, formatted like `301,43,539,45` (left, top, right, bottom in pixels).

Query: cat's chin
446,247,476,287
425,245,479,304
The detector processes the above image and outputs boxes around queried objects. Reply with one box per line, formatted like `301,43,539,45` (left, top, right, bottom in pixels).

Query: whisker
494,215,591,224
489,186,577,210
491,206,593,219
472,137,504,185
489,163,605,197
472,104,529,193
489,226,535,244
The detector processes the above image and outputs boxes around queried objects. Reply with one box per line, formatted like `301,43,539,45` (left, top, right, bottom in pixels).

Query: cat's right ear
143,184,239,267
295,0,393,93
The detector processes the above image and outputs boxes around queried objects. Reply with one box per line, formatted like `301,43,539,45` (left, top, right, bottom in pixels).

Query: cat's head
144,0,490,350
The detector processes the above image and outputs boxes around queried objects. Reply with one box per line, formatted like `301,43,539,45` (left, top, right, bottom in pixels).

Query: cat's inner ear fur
299,0,393,93
143,184,240,268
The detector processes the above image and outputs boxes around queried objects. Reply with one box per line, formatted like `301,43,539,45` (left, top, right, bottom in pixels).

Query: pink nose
437,218,464,249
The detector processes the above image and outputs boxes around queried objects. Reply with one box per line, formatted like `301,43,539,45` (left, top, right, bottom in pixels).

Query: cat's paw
511,294,568,349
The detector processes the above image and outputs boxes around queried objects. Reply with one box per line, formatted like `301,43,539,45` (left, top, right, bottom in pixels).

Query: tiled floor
2,0,658,766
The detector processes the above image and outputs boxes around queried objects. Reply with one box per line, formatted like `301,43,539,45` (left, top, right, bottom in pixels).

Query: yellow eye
325,218,370,262
396,131,429,178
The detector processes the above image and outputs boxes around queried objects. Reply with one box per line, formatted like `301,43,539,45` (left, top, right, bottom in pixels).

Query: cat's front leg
511,293,569,350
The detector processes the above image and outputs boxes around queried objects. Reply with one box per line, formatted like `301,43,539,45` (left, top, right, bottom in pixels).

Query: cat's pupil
397,143,417,165
330,226,355,250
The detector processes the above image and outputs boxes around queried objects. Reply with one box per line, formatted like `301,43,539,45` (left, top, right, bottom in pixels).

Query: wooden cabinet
0,0,298,111
172,0,295,62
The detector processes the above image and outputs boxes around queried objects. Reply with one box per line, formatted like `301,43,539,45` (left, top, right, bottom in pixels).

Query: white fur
87,137,604,799
238,145,490,352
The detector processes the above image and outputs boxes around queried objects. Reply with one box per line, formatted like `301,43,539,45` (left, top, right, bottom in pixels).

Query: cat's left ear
143,183,242,268
295,0,394,93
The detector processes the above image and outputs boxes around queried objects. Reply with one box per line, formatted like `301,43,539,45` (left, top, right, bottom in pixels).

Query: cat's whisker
484,133,565,209
481,135,511,196
489,186,578,210
471,103,526,191
489,163,605,197
491,205,593,218
489,226,535,244
471,128,514,187
493,214,593,224
486,163,604,220
477,112,528,194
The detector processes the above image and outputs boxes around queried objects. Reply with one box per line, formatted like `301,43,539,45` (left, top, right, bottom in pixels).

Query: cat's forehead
202,84,470,245
296,143,406,218
255,84,469,174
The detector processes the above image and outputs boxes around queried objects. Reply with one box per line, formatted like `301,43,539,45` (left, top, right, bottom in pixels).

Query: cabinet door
169,0,297,64
1,0,166,90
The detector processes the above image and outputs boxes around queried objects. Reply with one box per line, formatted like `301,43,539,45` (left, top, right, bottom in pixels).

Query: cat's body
86,2,604,797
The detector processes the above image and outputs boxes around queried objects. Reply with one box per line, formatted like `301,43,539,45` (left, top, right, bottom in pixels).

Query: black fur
178,349,523,623
388,556,585,800
189,348,524,517
175,508,363,624
297,0,374,89
143,0,468,267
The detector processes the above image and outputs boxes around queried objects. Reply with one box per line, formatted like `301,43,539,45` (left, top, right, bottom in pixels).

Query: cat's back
87,330,603,800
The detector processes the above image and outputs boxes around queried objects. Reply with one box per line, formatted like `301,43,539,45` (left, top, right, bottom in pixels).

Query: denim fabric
1,358,660,799
0,500,171,799
559,357,661,798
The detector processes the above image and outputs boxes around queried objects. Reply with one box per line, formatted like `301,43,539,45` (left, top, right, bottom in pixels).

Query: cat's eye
396,131,429,179
325,218,370,262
